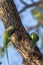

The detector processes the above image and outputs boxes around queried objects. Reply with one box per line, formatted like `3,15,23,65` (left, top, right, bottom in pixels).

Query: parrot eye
30,33,39,42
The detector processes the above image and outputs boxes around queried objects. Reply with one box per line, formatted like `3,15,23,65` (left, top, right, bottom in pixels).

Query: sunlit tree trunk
0,0,43,65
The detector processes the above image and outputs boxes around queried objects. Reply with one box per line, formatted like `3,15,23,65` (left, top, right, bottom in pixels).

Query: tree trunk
0,0,43,65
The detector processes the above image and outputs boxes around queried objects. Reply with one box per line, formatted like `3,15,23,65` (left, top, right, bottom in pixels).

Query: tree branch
19,1,43,13
20,0,29,6
0,0,43,65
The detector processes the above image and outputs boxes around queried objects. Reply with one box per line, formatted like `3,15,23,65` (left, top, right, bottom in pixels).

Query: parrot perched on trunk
2,25,15,65
30,33,39,47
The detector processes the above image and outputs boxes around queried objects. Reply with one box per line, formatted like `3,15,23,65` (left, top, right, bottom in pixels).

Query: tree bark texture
0,0,43,65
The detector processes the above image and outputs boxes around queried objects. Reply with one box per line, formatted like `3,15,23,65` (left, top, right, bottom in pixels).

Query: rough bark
0,0,43,65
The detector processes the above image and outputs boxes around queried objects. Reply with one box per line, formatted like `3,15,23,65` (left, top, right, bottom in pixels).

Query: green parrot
30,33,39,47
2,25,15,65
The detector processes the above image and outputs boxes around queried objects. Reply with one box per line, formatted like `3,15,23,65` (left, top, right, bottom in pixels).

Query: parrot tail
6,47,10,65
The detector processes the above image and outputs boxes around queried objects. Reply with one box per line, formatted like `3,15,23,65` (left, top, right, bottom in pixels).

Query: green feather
3,31,10,65
31,40,36,47
2,26,15,65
